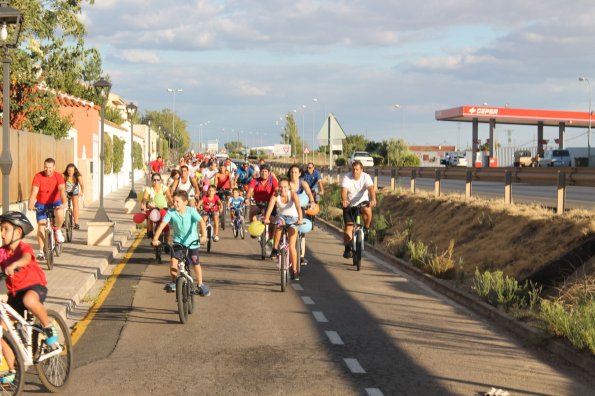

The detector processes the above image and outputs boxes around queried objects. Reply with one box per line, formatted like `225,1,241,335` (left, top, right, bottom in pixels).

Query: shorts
343,201,369,224
171,246,200,265
8,284,48,317
35,201,62,222
277,215,298,226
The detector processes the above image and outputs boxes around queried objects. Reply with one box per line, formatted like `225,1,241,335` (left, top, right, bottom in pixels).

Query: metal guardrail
270,162,595,214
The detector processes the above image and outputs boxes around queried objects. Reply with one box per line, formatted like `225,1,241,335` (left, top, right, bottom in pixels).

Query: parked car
513,150,533,167
538,149,572,167
214,152,230,164
441,152,467,167
348,151,374,167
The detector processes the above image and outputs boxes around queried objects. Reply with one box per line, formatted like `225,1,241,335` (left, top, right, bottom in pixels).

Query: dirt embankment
371,191,595,281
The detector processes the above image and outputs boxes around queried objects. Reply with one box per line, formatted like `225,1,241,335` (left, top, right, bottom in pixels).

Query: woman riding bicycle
263,178,303,280
197,185,223,241
63,163,84,230
140,173,172,239
287,165,315,266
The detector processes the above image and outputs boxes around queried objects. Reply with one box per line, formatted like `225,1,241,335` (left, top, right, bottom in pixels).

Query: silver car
538,149,571,167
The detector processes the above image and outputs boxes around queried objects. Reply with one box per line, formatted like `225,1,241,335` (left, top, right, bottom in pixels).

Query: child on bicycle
151,191,210,296
228,188,245,222
0,211,58,384
263,178,303,280
196,185,223,242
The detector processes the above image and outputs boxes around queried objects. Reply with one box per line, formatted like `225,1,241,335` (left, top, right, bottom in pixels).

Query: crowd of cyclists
141,151,377,296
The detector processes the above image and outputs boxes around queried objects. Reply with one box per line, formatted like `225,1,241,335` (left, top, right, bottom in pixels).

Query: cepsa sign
468,107,499,116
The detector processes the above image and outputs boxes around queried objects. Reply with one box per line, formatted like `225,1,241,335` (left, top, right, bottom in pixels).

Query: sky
81,0,595,150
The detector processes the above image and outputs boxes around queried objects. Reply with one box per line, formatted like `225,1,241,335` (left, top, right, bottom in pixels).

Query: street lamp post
146,119,151,186
167,88,182,160
579,77,592,165
301,104,307,163
312,98,318,163
93,78,112,221
0,1,22,214
126,102,138,200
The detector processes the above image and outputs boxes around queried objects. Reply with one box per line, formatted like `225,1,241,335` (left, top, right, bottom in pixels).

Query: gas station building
435,106,593,167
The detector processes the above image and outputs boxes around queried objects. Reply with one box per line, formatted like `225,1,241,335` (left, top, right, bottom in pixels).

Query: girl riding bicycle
263,178,303,280
197,185,223,242
152,191,209,296
0,211,58,384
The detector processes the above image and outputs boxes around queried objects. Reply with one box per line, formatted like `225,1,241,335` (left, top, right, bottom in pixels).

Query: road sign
304,147,310,154
317,113,347,142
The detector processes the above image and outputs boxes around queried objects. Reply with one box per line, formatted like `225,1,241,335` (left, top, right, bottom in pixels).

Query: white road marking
312,311,328,323
344,358,366,374
365,388,384,396
301,296,315,305
325,330,344,345
291,283,304,291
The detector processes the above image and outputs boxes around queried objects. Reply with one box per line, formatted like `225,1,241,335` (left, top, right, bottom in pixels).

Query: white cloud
117,50,160,64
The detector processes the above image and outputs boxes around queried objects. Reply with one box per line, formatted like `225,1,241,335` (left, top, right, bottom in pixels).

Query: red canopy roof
435,106,591,127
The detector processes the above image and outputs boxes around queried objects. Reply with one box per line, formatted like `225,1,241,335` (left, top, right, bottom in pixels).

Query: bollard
374,168,379,191
410,169,417,193
557,171,566,214
504,170,512,204
391,168,396,192
336,167,341,184
434,169,441,197
465,170,472,200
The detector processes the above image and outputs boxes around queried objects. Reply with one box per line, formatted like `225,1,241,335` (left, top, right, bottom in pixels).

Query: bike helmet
0,211,34,236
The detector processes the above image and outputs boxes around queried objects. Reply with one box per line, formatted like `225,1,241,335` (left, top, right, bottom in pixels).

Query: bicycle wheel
220,206,226,231
155,246,162,264
232,219,238,238
176,276,188,324
44,228,54,271
260,227,267,260
64,210,73,243
239,220,245,240
354,229,362,271
280,249,287,292
0,331,26,396
187,275,195,315
206,226,212,253
34,310,73,392
296,233,302,276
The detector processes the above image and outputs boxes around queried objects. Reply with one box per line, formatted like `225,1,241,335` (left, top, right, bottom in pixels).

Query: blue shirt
236,167,254,184
302,169,321,190
162,207,202,247
229,196,245,209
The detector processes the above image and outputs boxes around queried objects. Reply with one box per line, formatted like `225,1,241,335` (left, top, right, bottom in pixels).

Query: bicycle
154,241,198,324
217,189,231,231
348,204,366,271
63,194,74,243
202,211,215,253
148,209,168,264
255,203,270,260
231,205,245,240
0,274,73,394
42,208,63,271
273,222,297,292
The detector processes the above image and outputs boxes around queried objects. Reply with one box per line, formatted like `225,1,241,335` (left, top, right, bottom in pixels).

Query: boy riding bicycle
152,191,210,296
228,188,245,222
0,211,58,384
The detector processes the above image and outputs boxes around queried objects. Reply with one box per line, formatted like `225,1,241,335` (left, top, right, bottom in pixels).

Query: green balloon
154,193,167,209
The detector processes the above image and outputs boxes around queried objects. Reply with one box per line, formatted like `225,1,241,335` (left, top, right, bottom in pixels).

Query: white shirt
276,190,299,217
341,172,373,206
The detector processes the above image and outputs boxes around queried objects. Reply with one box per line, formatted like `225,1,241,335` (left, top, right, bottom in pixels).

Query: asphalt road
378,175,595,210
37,222,594,395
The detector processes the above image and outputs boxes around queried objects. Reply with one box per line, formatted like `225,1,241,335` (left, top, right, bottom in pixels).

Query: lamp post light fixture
126,102,138,200
0,1,23,214
92,77,112,221
579,76,592,165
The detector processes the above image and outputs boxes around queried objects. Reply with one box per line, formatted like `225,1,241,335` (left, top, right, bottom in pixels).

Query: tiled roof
37,83,96,109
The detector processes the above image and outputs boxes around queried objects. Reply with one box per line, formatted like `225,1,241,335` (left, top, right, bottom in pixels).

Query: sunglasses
152,178,161,182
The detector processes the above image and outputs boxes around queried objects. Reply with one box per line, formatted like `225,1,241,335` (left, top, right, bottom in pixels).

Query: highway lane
57,222,593,395
377,175,595,209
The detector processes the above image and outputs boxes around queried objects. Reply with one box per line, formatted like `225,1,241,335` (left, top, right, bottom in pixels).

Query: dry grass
378,190,595,280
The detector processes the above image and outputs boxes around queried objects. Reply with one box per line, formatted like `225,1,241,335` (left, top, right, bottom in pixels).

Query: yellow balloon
248,221,265,237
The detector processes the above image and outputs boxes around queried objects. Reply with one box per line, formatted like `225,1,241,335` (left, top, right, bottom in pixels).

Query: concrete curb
315,217,595,378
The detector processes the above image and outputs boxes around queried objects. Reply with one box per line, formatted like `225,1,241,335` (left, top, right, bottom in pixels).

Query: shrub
103,133,113,175
112,136,125,173
372,154,384,166
133,141,143,170
541,299,595,354
423,239,456,278
407,240,429,268
335,157,346,166
472,269,543,311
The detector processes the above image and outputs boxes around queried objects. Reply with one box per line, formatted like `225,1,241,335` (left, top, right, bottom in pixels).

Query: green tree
225,140,243,152
112,135,125,173
105,106,125,125
4,1,103,138
142,109,189,155
385,138,420,167
133,142,143,170
343,134,369,158
282,113,303,155
104,133,113,175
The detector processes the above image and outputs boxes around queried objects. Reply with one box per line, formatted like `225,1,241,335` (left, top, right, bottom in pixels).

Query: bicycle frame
0,302,62,367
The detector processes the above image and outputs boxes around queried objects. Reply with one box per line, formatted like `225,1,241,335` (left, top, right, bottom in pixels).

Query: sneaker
270,248,279,260
164,282,176,292
0,370,15,384
55,230,65,243
343,247,353,259
36,251,45,261
44,324,59,346
74,223,80,230
300,258,308,266
198,284,211,297
291,269,300,281
214,235,220,242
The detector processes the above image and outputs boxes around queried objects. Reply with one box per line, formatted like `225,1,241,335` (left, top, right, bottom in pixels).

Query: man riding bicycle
303,162,324,202
28,158,67,261
246,164,278,242
170,165,200,208
234,161,254,193
341,160,376,259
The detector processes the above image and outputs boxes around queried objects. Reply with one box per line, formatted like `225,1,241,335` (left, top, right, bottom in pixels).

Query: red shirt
216,172,231,190
32,171,65,204
201,195,221,212
150,159,164,173
249,176,278,203
0,242,47,296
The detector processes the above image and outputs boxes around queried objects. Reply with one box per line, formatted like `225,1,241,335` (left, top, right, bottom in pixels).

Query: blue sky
81,0,595,149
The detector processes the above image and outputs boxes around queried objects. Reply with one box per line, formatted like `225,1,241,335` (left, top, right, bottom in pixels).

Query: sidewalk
0,180,144,325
